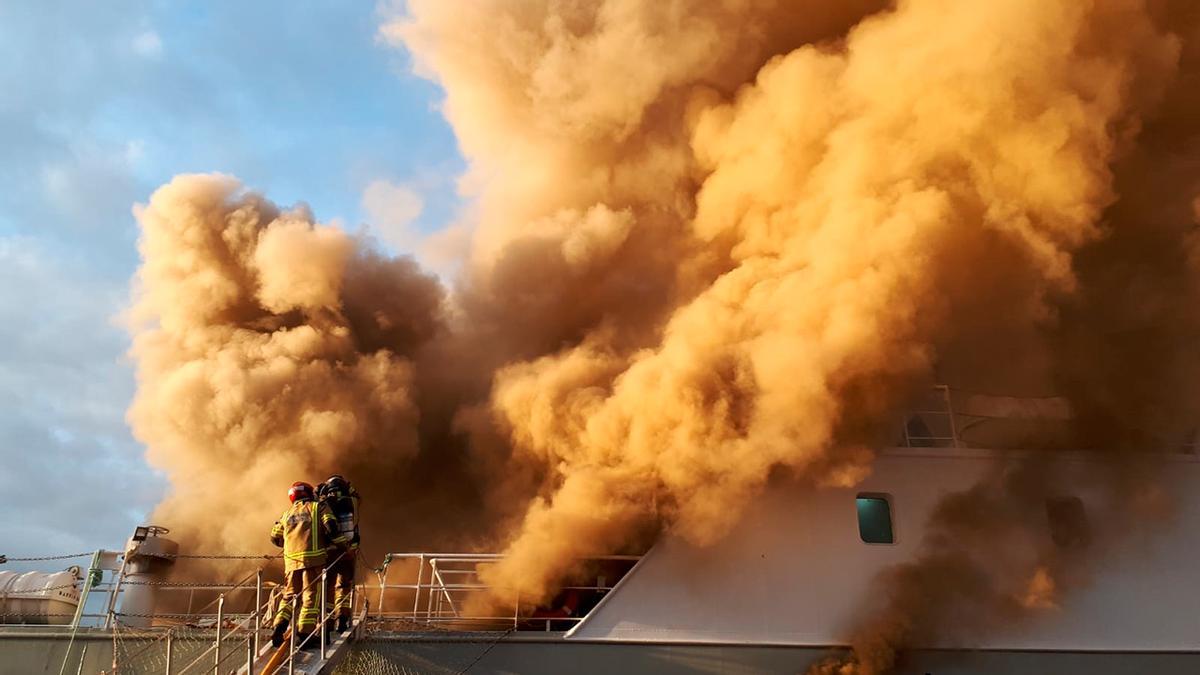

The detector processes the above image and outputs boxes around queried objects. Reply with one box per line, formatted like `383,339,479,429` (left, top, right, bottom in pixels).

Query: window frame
855,492,897,545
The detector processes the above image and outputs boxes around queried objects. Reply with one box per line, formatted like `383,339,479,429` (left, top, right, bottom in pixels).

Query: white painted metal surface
111,527,178,628
568,447,1200,650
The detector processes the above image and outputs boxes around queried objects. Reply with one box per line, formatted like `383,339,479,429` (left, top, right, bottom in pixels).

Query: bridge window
1046,496,1090,548
856,494,895,544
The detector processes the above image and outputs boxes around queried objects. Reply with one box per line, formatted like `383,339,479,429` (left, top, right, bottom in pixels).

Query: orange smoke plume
127,5,1200,669
128,174,442,552
387,0,1182,604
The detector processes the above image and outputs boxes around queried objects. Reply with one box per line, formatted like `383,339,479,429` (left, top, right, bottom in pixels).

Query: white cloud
132,30,163,58
361,178,424,252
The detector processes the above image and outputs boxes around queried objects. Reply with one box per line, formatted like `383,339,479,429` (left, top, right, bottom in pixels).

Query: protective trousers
327,551,355,619
273,568,321,636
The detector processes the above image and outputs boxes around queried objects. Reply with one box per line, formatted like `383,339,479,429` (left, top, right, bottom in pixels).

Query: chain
2,551,280,563
0,552,91,563
162,553,280,560
0,582,81,593
119,580,272,588
115,611,253,620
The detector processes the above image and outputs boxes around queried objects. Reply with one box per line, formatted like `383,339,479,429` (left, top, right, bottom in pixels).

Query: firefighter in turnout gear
269,481,348,648
318,474,360,633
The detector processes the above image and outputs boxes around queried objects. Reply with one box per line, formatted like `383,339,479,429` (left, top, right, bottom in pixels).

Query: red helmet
288,482,315,503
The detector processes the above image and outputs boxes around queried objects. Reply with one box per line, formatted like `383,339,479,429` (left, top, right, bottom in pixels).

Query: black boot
270,621,288,649
298,630,320,650
337,615,350,633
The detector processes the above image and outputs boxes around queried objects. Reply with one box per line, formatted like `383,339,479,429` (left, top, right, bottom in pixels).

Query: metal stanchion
287,595,298,675
426,560,437,619
164,629,172,675
320,568,328,660
214,594,224,674
411,554,423,620
377,557,388,620
254,568,263,657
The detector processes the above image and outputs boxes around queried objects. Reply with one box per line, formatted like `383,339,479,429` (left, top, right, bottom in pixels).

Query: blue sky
0,0,461,559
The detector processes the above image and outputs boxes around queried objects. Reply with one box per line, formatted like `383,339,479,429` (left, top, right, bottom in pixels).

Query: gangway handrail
369,552,643,632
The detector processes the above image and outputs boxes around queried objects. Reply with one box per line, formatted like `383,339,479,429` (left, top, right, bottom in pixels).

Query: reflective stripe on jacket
270,499,343,572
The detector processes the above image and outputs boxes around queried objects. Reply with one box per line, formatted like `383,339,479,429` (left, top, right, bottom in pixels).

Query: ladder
240,603,366,675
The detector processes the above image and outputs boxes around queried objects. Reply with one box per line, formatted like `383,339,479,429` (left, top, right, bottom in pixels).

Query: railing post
104,551,130,630
361,596,369,639
425,560,436,620
513,590,519,630
943,385,959,447
76,644,88,675
214,594,224,674
246,630,254,674
320,567,328,660
376,555,388,620
70,551,102,630
287,595,298,675
254,568,263,657
164,628,172,675
411,554,424,620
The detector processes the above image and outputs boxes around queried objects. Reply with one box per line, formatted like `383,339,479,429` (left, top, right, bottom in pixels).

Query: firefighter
317,474,360,633
269,481,347,648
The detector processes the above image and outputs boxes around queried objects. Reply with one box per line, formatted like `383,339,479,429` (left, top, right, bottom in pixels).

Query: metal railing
10,542,613,669
112,554,366,674
895,384,1200,453
900,384,959,448
5,544,370,674
104,565,275,675
371,553,640,631
278,549,351,672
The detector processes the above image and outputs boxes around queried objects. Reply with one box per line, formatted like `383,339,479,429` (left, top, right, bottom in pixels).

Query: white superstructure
568,447,1200,651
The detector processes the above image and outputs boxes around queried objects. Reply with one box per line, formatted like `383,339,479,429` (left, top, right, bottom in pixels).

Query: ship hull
5,630,1200,674
342,634,1200,675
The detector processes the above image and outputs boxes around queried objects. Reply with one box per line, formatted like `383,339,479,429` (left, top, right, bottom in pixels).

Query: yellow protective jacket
270,499,347,572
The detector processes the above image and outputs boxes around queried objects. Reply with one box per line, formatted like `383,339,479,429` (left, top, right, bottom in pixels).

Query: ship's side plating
343,447,1200,674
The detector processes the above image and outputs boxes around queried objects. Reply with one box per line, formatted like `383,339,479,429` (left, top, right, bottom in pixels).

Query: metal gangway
240,550,368,675
1,525,371,675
